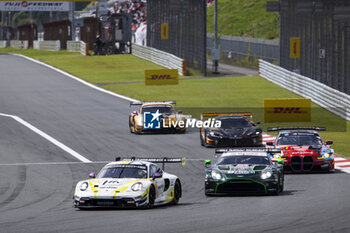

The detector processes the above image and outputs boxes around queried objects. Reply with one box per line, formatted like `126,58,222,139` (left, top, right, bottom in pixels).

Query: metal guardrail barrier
0,40,8,48
259,59,350,121
33,40,60,51
207,34,279,62
10,40,28,49
132,43,186,76
67,41,88,56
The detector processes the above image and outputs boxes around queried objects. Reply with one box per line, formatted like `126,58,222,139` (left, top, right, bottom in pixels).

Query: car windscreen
277,133,323,146
219,118,252,129
141,105,175,114
97,165,148,179
217,156,270,165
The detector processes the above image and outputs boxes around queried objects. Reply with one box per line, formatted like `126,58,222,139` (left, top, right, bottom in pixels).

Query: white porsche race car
73,157,185,209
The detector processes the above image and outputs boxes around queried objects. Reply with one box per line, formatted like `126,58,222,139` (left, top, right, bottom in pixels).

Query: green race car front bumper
205,178,279,195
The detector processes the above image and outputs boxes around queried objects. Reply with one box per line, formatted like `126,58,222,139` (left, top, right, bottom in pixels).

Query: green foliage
207,0,279,39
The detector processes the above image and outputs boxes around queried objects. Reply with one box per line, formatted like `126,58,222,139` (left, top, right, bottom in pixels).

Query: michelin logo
143,110,162,129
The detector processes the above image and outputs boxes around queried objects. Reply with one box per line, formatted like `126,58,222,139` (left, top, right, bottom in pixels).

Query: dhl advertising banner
161,23,169,40
145,69,178,85
290,37,300,58
264,98,311,122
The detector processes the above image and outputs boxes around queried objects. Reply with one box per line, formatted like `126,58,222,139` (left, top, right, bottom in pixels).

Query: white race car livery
73,159,183,209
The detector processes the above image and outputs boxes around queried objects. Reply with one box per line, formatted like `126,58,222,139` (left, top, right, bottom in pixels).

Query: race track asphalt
0,54,349,233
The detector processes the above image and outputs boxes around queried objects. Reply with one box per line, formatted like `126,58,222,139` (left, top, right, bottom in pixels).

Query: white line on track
0,161,108,166
0,158,206,166
11,53,139,102
0,113,91,163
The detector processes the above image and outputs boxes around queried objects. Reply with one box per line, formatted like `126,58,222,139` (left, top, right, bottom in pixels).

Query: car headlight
255,131,261,135
273,153,282,159
261,170,272,179
131,182,143,192
209,131,222,137
317,153,331,160
136,116,143,126
211,170,222,180
80,182,88,191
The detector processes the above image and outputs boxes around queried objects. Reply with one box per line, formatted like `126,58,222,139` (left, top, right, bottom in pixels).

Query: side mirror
266,142,274,146
177,110,183,114
153,172,163,179
325,140,333,145
205,160,212,168
89,172,96,178
132,111,138,115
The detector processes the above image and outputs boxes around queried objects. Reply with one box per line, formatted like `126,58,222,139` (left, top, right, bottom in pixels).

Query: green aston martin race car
205,148,284,195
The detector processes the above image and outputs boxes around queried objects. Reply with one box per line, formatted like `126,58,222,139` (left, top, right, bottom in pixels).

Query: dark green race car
205,148,284,195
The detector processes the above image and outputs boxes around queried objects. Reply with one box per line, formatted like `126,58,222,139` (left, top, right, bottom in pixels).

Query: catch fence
147,0,207,75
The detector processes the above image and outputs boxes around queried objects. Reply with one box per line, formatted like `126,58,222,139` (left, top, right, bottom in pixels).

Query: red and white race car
266,127,334,172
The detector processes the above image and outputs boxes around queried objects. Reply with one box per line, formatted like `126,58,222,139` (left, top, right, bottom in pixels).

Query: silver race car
73,157,185,209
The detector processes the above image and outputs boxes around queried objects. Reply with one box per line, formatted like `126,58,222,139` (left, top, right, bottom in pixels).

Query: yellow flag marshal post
145,69,178,85
264,98,311,122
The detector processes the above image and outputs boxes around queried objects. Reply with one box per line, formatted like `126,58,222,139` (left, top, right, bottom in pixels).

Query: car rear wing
115,157,186,170
215,148,282,154
200,112,252,120
267,127,326,132
130,101,176,106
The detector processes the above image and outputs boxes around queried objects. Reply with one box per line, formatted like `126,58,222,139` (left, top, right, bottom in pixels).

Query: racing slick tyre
271,177,280,195
129,116,134,133
201,131,213,148
129,125,134,133
279,173,284,192
172,179,182,205
200,134,205,146
146,185,155,209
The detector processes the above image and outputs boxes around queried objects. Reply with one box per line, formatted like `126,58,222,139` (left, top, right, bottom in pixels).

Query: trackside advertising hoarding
0,1,70,11
264,98,311,122
145,69,178,85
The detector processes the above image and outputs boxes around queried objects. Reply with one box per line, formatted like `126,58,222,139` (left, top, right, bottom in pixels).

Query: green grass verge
207,0,279,39
0,48,164,83
1,48,349,157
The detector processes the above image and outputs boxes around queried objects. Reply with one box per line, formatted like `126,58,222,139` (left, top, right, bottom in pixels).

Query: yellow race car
129,101,187,134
